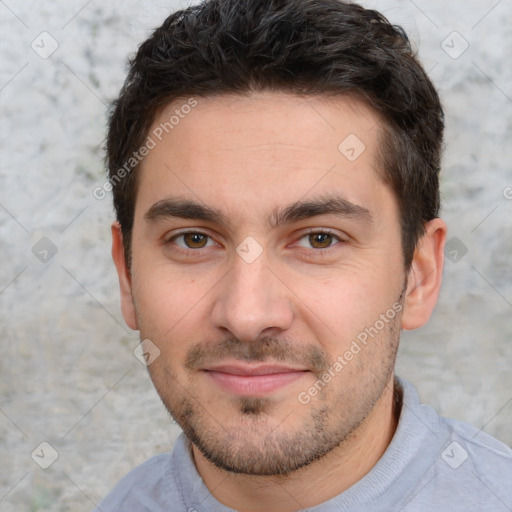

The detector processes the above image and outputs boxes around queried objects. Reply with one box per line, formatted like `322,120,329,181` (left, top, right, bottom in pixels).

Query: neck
191,376,401,512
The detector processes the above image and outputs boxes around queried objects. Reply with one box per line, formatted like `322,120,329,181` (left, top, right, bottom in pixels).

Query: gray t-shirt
93,378,512,511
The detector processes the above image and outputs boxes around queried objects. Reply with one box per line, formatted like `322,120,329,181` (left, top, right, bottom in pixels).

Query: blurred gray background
0,0,511,510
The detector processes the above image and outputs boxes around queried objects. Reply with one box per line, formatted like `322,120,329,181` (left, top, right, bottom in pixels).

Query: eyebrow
144,195,372,228
145,199,228,225
268,195,373,228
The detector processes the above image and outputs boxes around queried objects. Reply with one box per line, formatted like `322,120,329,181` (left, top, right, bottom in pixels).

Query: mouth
202,362,310,396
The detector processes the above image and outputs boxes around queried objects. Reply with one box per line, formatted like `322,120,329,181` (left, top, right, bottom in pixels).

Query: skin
112,92,446,511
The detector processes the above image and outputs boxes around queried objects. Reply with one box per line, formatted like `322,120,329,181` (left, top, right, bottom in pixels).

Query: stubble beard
140,287,405,476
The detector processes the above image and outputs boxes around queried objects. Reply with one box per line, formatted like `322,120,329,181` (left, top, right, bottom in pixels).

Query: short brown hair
106,0,444,268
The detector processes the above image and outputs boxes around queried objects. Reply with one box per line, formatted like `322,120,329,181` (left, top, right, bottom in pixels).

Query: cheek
291,261,402,351
130,258,227,360
131,265,198,334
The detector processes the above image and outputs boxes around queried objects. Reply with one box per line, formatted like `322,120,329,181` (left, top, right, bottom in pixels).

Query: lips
203,362,309,395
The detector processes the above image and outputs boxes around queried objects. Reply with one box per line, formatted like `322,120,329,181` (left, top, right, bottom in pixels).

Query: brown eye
182,233,209,248
167,231,217,254
308,232,335,249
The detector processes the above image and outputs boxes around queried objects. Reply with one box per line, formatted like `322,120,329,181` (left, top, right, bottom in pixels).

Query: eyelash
297,229,344,248
165,229,345,253
165,230,218,253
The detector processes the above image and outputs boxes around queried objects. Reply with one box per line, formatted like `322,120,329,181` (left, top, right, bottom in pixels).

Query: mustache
185,336,331,375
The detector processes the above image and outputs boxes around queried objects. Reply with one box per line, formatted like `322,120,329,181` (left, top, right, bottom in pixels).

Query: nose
210,247,294,342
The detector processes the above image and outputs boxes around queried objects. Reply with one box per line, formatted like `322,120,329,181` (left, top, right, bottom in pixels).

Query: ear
401,218,447,330
111,222,138,330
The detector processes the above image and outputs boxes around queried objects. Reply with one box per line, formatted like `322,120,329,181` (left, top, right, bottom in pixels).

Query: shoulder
92,452,181,512
399,378,512,466
425,418,512,509
420,409,512,508
396,378,512,509
443,416,512,480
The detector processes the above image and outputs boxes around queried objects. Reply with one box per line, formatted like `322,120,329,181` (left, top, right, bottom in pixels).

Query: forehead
135,91,394,224
148,91,381,154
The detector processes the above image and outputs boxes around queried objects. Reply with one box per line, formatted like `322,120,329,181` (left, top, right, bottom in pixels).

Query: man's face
122,92,408,475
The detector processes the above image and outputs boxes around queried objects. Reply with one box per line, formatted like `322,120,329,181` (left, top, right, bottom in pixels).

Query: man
95,0,512,510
